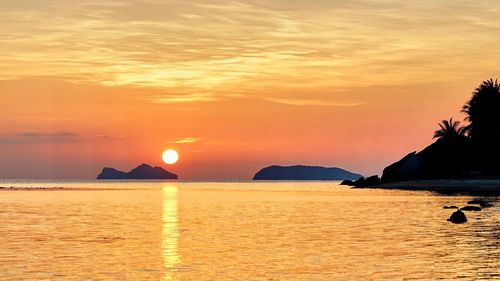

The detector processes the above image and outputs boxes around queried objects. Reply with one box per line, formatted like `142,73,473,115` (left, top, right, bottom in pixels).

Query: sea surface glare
0,181,498,280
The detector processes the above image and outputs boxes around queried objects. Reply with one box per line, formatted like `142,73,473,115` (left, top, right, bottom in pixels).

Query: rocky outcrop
340,180,355,186
97,164,178,180
380,152,418,182
253,165,362,181
381,135,477,182
352,175,381,187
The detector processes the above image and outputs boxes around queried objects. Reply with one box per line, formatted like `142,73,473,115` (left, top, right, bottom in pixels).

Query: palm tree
462,79,500,144
433,118,466,139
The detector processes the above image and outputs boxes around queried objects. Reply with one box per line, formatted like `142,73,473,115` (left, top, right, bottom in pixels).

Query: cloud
16,132,81,138
149,93,217,103
0,131,81,145
263,97,365,107
0,131,120,145
0,0,499,103
171,137,200,144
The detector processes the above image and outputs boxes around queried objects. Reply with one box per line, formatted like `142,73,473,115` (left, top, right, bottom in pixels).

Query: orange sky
0,0,499,179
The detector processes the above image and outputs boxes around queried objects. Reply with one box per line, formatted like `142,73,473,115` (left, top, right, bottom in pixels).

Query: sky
0,0,499,180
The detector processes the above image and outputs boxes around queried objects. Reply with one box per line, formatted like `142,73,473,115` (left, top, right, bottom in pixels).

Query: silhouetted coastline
354,79,500,195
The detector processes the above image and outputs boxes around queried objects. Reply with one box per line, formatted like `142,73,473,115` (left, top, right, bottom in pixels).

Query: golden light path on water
162,184,180,281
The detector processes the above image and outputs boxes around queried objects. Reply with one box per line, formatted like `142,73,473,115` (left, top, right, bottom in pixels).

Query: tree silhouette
462,79,500,144
461,78,500,174
433,118,466,139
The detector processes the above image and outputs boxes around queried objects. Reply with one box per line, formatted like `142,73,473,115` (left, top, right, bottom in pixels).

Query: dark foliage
433,118,466,139
462,79,500,142
462,79,500,174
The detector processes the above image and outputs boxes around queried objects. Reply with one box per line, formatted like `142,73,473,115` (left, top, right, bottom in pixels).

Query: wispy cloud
0,0,499,103
263,97,365,107
16,132,80,138
170,137,200,144
149,93,217,103
0,131,81,145
0,131,120,145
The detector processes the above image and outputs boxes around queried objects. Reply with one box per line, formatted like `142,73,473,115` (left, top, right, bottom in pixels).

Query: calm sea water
0,181,498,280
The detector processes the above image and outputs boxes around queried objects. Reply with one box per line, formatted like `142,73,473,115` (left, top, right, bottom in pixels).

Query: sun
162,149,179,165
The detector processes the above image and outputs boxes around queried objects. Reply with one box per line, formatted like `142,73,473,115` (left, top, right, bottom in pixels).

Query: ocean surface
0,181,498,280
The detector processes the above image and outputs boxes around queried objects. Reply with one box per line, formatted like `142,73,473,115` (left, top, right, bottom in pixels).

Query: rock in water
340,180,355,186
447,209,467,224
467,199,487,205
467,199,494,208
461,205,482,211
353,175,381,187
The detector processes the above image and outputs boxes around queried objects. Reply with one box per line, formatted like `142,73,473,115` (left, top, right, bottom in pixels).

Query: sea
0,180,498,280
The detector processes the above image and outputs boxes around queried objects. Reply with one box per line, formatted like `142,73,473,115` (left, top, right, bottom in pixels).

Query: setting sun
162,149,179,165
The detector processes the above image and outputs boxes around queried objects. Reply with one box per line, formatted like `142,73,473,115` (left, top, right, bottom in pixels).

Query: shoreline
0,186,65,191
358,179,500,196
0,186,132,191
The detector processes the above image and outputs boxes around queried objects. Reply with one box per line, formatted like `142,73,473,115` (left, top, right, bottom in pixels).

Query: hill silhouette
253,165,362,181
97,164,178,180
382,135,476,181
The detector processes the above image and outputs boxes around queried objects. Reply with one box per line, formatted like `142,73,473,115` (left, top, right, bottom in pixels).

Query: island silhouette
97,163,178,180
253,165,362,181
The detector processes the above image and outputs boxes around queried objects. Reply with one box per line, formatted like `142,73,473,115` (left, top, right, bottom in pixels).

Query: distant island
97,164,178,180
253,165,362,181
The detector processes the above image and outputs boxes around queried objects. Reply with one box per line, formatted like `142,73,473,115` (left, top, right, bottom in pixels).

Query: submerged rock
467,199,494,208
461,205,482,211
448,209,467,223
467,199,486,205
443,205,459,209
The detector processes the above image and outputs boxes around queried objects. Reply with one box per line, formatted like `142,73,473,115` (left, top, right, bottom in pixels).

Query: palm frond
433,118,466,139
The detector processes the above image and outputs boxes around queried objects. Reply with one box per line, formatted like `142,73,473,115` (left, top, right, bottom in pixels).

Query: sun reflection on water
162,184,180,281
